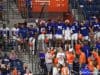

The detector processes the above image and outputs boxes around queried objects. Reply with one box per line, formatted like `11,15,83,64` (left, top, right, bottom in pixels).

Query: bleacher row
70,0,100,19
0,50,32,75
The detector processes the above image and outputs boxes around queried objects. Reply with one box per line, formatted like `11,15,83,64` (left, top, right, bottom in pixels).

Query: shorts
83,36,89,40
46,63,52,72
94,32,100,39
72,33,78,40
38,34,45,40
64,35,71,40
46,34,52,39
55,34,63,39
12,36,17,40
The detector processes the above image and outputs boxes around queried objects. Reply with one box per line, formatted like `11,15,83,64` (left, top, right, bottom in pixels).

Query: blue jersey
39,25,46,34
81,68,91,75
96,43,100,50
82,45,91,58
0,27,10,37
46,22,53,34
28,28,36,37
80,25,89,36
71,23,79,33
26,0,31,6
55,22,65,34
18,27,28,39
51,22,57,34
92,22,100,32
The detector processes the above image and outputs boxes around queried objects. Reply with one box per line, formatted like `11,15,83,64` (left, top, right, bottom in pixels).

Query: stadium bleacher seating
0,0,99,75
78,0,100,19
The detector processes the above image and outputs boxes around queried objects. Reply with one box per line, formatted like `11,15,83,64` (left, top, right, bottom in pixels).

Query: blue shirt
55,22,65,34
81,68,91,75
92,22,100,32
26,0,31,6
71,23,79,33
18,27,28,39
39,53,45,59
96,43,100,50
46,22,53,34
28,28,36,37
80,25,89,36
82,45,91,58
39,25,46,34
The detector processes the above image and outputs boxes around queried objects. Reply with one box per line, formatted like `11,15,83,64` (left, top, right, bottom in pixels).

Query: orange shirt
12,69,18,75
97,64,100,70
79,52,86,64
97,56,100,65
66,51,75,64
75,44,81,55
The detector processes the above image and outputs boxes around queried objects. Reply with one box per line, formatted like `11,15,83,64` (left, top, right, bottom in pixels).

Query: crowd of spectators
0,50,32,75
38,17,100,75
0,16,99,75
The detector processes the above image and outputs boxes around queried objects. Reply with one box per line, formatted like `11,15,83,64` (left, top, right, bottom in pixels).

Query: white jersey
57,52,65,65
11,27,19,36
0,27,10,37
53,67,59,75
63,27,72,36
45,52,53,64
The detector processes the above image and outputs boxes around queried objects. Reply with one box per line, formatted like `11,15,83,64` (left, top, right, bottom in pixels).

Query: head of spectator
23,21,27,28
9,50,17,60
29,25,33,29
80,22,84,26
47,19,51,23
23,63,28,70
50,47,55,56
65,19,70,25
40,20,46,26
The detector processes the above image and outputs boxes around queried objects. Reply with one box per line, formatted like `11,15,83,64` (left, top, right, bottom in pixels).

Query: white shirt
63,27,72,36
45,52,53,64
57,52,65,65
0,27,10,37
11,27,19,36
24,73,32,75
53,67,59,75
